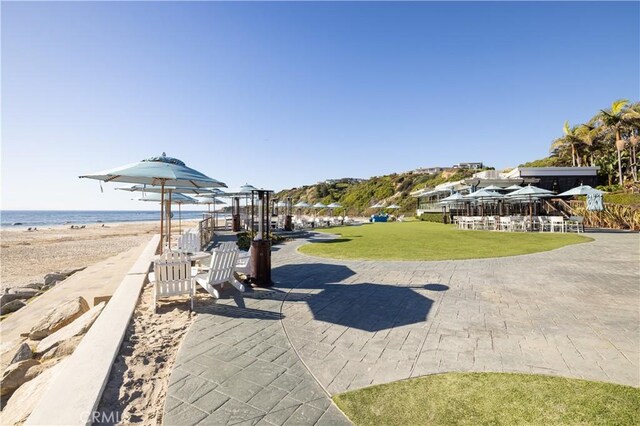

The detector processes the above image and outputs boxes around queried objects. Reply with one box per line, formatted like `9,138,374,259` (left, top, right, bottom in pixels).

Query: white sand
97,283,196,424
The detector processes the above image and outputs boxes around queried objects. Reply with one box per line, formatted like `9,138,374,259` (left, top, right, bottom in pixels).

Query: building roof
504,167,599,178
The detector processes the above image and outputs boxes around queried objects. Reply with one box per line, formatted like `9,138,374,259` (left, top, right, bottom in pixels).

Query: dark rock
59,267,86,277
8,288,40,298
0,293,26,305
43,273,66,286
10,343,33,365
0,300,26,315
23,283,44,290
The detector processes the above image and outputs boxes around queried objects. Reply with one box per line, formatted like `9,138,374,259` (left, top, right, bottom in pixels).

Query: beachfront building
503,167,600,193
412,166,600,215
412,181,471,214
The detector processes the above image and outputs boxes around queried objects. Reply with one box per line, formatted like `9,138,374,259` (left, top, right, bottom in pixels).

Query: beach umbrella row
80,152,227,248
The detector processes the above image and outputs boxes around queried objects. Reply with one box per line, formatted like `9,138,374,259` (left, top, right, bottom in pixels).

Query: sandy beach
0,220,202,423
1,221,200,291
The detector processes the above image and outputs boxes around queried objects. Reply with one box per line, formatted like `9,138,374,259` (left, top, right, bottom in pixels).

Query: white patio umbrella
80,153,226,247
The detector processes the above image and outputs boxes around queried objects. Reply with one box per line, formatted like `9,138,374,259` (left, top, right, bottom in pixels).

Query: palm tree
550,121,590,166
622,102,640,181
597,99,630,186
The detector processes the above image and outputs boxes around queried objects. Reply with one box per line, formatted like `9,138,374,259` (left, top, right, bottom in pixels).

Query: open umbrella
116,184,216,195
439,192,466,204
557,185,605,197
326,202,342,218
313,202,326,221
464,189,503,216
138,192,199,235
482,185,504,191
293,201,310,219
504,184,523,192
506,184,554,223
80,153,226,248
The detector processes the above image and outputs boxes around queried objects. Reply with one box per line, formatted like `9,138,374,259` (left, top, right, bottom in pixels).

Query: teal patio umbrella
80,153,226,247
506,184,555,222
138,192,199,235
293,201,310,219
557,185,604,197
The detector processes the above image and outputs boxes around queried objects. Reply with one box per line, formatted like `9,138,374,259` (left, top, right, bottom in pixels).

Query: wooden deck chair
195,244,244,298
149,251,194,313
218,241,252,278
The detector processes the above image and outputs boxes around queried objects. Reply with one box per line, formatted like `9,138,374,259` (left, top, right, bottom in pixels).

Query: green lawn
333,373,640,426
299,221,591,261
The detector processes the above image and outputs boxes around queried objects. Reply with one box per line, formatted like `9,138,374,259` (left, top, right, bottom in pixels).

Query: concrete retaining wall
26,235,161,426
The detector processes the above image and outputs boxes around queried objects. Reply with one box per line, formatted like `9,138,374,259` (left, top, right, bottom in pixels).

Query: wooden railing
198,216,214,249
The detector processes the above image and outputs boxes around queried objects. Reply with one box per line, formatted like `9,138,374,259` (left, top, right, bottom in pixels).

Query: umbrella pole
179,203,182,235
160,181,165,250
168,191,173,246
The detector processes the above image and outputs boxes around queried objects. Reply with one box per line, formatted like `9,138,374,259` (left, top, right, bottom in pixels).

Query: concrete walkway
165,230,639,425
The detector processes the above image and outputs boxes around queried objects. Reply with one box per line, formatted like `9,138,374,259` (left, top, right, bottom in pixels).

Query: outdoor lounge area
455,215,584,232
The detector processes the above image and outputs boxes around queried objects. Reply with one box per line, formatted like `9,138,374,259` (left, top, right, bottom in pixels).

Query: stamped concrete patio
164,230,639,425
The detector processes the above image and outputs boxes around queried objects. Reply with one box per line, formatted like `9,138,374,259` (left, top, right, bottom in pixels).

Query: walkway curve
165,230,638,425
275,231,639,394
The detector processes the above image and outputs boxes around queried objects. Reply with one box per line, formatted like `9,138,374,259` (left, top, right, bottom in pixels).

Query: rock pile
0,267,86,316
0,296,105,423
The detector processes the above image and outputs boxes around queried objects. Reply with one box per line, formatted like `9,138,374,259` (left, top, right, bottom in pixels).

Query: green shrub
596,184,623,192
236,232,252,250
604,193,640,206
418,212,444,223
236,231,286,250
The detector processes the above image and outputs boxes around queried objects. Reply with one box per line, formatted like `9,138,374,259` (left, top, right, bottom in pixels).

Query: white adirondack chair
178,229,201,253
149,251,194,313
217,241,252,277
195,244,244,298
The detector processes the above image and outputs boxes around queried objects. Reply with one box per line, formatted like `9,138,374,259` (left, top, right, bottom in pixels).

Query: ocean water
0,210,214,228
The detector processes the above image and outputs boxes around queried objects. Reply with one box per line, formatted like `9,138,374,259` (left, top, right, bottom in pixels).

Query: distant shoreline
0,210,228,229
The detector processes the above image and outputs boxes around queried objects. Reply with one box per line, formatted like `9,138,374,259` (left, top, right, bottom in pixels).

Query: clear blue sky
2,1,638,210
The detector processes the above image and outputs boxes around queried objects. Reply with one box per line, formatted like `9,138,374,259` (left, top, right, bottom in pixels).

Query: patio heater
284,197,293,231
232,196,241,232
250,189,273,287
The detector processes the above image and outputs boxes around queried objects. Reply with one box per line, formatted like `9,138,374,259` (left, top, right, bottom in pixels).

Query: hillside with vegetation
277,99,639,220
274,169,479,215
